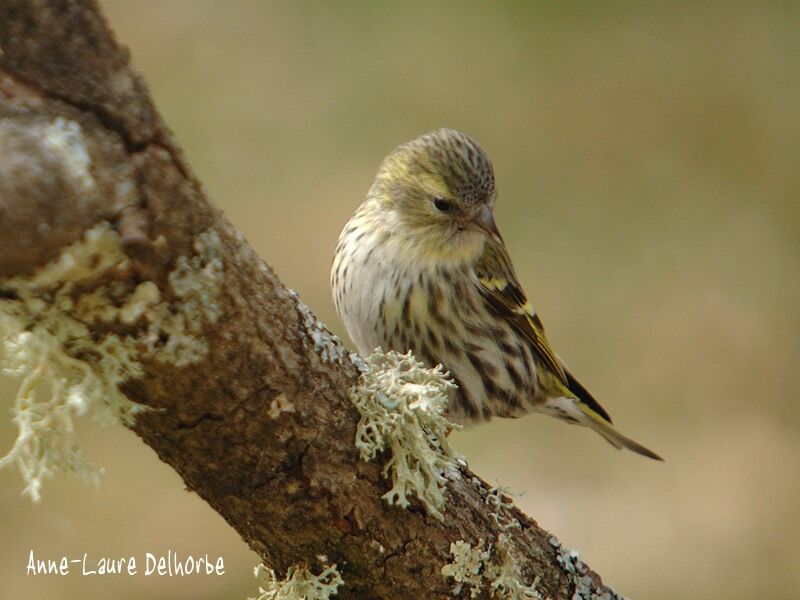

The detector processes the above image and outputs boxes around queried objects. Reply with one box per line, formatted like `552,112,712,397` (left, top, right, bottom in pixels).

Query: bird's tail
575,402,663,461
542,394,663,460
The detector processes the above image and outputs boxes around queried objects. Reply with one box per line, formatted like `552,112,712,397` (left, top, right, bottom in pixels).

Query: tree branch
0,2,622,598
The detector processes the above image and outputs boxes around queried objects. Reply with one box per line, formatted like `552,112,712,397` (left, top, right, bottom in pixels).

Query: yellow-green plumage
331,128,662,460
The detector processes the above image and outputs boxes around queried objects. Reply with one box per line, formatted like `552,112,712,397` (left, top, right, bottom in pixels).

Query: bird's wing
474,239,567,384
474,239,615,423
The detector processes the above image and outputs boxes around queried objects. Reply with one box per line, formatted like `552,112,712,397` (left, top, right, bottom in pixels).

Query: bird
331,128,662,460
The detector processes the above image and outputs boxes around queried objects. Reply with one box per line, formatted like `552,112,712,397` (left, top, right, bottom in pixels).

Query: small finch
332,128,661,460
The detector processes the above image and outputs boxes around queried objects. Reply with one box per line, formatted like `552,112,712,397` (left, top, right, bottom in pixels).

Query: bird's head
369,128,502,264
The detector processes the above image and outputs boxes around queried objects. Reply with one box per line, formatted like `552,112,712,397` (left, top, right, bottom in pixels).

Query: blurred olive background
2,2,799,599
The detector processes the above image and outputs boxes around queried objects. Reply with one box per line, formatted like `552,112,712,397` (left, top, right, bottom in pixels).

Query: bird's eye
433,197,452,212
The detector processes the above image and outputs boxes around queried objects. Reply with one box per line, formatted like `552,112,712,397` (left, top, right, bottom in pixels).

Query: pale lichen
441,539,493,598
348,351,368,373
484,485,523,531
289,289,367,372
42,117,95,192
145,228,224,366
119,281,161,325
293,293,349,365
442,486,540,599
441,535,540,599
441,533,541,600
487,535,541,600
248,562,343,600
548,537,626,600
267,392,296,419
350,349,461,521
0,223,224,500
0,224,142,500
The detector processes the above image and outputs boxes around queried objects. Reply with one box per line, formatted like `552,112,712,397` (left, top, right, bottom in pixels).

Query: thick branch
0,2,619,598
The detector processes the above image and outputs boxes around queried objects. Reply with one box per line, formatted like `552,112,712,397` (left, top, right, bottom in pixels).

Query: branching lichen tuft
441,535,541,599
484,485,523,531
0,224,142,500
248,562,343,600
441,539,493,598
350,349,461,520
0,224,225,500
442,486,541,599
488,534,541,600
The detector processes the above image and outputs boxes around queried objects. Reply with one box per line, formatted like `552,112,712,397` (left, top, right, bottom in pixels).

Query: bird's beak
473,205,503,244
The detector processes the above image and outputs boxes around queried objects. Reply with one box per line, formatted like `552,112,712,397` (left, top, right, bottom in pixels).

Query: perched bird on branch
332,128,661,460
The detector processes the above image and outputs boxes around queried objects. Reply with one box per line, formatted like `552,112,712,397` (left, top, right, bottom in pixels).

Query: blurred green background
2,1,799,598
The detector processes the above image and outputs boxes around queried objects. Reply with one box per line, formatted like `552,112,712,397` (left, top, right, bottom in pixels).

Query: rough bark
0,2,620,598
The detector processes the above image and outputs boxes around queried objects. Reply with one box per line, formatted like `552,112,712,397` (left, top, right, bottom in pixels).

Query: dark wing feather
474,240,567,384
563,367,612,423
